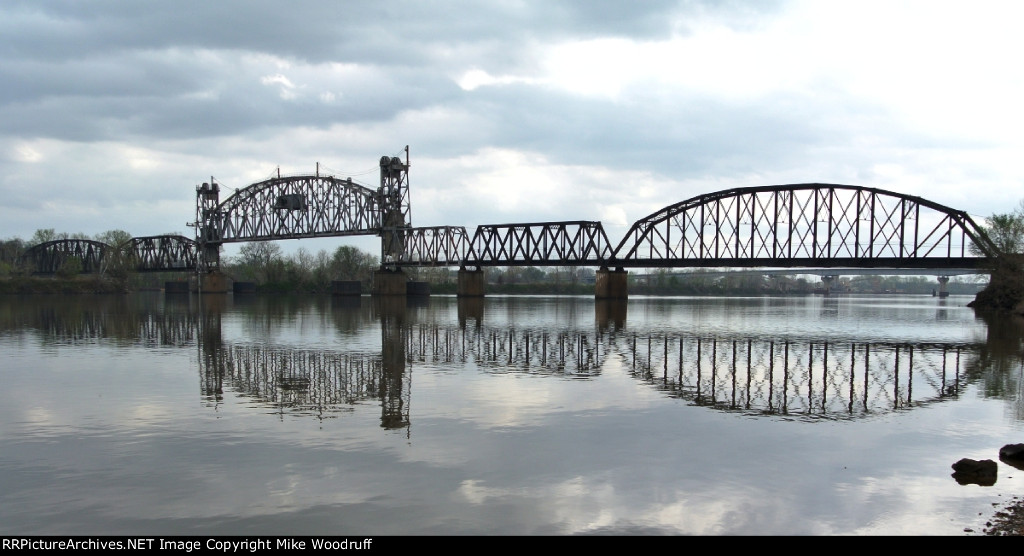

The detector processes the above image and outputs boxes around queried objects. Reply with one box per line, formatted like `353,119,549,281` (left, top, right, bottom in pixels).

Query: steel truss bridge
392,184,997,270
19,149,1001,275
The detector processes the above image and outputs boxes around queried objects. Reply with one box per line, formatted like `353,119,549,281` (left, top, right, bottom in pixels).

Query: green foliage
331,245,377,282
221,243,379,292
29,228,58,245
94,229,132,247
968,200,1024,311
972,200,1024,256
0,238,26,272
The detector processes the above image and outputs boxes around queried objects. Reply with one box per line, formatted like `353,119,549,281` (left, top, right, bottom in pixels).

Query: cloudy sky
2,0,1022,257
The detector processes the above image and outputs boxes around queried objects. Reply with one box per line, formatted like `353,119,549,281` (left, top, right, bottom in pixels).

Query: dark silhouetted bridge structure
20,148,1000,293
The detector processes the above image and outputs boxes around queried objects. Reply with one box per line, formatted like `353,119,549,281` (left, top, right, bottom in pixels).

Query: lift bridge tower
379,147,412,265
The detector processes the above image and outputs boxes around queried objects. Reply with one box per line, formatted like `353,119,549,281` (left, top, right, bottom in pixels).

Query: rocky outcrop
952,458,998,486
1000,444,1024,471
1001,444,1024,460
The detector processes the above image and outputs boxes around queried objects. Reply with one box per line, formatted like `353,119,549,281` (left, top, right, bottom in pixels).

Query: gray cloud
0,0,1017,242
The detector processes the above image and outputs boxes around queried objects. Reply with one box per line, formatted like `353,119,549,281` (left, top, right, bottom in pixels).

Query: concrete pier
820,275,837,296
406,281,430,296
936,276,950,298
372,268,408,296
193,271,230,294
595,267,628,299
165,281,189,294
457,268,486,297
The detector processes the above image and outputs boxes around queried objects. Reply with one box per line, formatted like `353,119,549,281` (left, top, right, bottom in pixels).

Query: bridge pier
820,275,838,296
372,268,408,296
165,281,189,294
936,276,950,298
595,267,628,299
192,271,230,294
457,267,486,297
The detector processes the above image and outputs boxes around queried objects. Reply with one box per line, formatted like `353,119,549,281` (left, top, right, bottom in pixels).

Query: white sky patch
454,474,786,534
538,29,815,101
13,143,43,163
456,68,541,91
261,73,298,100
412,147,704,244
532,0,1024,149
119,146,165,172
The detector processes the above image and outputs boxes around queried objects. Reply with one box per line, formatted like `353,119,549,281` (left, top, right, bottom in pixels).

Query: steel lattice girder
22,239,111,274
467,221,614,266
211,175,383,243
612,184,997,268
124,235,198,272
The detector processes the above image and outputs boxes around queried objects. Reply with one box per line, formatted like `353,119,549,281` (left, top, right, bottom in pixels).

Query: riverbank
0,276,127,294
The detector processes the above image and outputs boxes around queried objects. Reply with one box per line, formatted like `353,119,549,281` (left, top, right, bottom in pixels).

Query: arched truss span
123,235,198,272
613,184,998,268
22,239,111,274
206,175,382,243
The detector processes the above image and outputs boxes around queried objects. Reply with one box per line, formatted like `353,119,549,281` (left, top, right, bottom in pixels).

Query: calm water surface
0,293,1021,535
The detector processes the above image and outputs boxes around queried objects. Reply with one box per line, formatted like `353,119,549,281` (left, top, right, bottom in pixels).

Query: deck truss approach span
613,184,997,269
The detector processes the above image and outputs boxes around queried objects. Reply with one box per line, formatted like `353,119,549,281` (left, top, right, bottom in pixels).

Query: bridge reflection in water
0,295,985,427
194,307,973,427
626,335,965,416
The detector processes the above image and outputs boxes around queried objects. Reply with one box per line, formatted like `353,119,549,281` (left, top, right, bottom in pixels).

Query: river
0,292,1021,535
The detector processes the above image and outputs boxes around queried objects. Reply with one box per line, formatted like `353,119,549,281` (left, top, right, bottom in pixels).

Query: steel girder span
388,226,472,267
388,222,615,267
206,175,383,243
467,221,615,267
613,184,998,269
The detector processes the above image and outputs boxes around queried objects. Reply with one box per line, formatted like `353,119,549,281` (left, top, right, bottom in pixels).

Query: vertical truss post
380,146,412,265
196,179,221,272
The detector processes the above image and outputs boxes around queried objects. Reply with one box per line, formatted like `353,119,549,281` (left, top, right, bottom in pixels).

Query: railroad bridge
21,147,999,297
